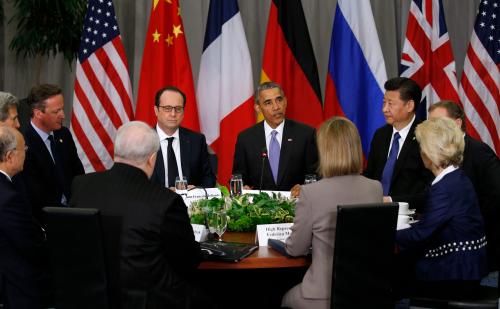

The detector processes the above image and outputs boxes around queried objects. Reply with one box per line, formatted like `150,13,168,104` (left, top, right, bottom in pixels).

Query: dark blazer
462,134,500,271
151,127,215,188
70,163,201,309
364,120,433,209
396,169,488,282
232,119,318,191
21,123,84,222
0,173,43,309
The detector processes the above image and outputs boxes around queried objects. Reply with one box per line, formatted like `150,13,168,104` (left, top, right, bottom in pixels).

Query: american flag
71,0,134,172
401,0,460,119
459,0,500,155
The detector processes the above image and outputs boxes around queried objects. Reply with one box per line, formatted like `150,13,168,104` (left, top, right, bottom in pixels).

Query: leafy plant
190,192,296,232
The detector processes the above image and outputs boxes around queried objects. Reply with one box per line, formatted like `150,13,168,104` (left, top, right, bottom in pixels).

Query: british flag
401,0,460,119
459,0,499,155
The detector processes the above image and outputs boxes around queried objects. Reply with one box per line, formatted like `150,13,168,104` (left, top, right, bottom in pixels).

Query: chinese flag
259,0,323,128
136,0,199,131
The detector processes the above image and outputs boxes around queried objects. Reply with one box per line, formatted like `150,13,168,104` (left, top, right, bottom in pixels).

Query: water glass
304,174,317,184
175,176,188,195
230,174,243,197
206,210,228,241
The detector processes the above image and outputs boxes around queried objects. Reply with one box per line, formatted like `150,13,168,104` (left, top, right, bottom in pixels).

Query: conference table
198,231,310,269
197,232,310,308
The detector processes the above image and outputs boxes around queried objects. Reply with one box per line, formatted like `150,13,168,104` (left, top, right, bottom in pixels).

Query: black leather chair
330,202,399,309
43,207,111,309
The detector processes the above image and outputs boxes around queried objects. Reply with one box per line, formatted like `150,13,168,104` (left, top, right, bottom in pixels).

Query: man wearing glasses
150,86,215,189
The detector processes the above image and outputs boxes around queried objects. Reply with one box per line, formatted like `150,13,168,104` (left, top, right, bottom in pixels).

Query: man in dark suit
0,92,21,129
150,86,215,189
21,84,84,223
70,121,203,308
0,126,44,309
429,100,500,271
233,82,318,194
364,77,433,209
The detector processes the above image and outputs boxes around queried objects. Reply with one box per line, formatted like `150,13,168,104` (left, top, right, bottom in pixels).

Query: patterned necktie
166,137,179,187
381,132,401,196
269,130,280,183
48,135,69,204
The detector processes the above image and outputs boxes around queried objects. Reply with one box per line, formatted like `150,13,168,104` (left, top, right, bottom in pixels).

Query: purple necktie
381,132,401,195
269,130,280,183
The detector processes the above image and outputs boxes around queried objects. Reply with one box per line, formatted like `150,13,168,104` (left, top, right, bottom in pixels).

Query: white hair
114,121,159,165
0,126,18,162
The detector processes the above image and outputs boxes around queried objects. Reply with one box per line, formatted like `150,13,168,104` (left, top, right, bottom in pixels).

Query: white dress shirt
156,126,184,187
31,121,55,162
388,115,416,158
264,120,285,152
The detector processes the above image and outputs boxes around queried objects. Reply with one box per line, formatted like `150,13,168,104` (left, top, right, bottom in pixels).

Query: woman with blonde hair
396,117,487,297
280,117,382,309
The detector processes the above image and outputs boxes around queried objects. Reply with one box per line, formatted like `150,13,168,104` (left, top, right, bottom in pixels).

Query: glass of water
206,210,228,241
304,174,317,184
230,174,243,197
175,176,188,195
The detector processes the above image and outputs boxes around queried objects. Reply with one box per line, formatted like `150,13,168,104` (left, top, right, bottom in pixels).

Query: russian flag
324,0,387,156
197,0,255,187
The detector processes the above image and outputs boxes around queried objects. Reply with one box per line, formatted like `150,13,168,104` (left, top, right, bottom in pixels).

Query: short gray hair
0,92,19,122
114,121,159,165
0,126,18,162
255,81,284,104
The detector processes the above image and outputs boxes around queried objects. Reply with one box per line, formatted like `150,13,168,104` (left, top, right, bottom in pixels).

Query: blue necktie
381,132,401,196
269,130,280,183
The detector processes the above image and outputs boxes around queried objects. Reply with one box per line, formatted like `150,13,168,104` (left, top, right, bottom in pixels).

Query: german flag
259,0,323,127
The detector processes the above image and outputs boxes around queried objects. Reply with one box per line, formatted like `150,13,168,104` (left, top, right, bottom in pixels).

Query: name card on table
242,190,291,199
191,224,208,242
256,223,293,246
183,188,222,207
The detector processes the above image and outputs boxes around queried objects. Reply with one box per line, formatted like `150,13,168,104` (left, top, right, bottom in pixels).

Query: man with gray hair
0,126,44,308
0,92,20,129
70,121,202,309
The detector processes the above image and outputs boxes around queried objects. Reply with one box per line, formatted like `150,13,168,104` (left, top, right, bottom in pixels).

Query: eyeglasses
157,105,184,113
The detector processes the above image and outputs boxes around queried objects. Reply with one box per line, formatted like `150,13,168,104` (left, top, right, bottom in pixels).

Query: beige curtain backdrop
0,0,481,125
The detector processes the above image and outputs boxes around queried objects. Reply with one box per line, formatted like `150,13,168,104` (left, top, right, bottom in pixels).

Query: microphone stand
259,149,268,194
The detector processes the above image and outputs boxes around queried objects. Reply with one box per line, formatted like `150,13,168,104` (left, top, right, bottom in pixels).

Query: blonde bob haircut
317,117,363,178
415,117,464,169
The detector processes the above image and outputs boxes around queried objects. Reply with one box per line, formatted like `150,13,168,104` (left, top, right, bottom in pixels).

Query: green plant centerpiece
190,188,296,232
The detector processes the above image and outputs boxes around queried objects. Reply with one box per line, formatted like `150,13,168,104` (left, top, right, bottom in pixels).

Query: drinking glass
175,176,188,195
206,210,227,241
304,174,317,184
230,174,243,197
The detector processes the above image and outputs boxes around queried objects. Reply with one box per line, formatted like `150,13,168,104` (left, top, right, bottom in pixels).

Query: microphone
259,148,268,193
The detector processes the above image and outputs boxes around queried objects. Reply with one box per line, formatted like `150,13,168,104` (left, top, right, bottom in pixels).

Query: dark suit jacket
70,163,201,309
462,134,500,270
397,169,488,282
21,124,84,222
364,120,433,209
232,119,318,191
151,127,215,188
0,173,43,308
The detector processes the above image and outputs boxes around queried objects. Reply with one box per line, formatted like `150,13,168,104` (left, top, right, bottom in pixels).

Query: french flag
197,0,255,187
324,0,387,156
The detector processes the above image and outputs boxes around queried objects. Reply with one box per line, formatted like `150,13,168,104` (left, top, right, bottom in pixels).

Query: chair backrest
331,202,398,309
44,207,110,309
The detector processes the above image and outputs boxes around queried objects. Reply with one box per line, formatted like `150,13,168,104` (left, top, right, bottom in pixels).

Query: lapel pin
59,139,63,143
288,138,293,142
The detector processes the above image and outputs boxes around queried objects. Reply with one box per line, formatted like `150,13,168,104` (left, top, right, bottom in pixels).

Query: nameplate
191,224,208,242
242,190,291,199
183,188,222,207
255,223,293,247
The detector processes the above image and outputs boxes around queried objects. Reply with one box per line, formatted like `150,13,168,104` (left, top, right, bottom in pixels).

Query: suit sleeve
364,131,379,179
396,185,451,251
304,128,318,175
160,194,201,277
232,134,250,187
65,129,84,177
285,188,313,256
198,134,216,187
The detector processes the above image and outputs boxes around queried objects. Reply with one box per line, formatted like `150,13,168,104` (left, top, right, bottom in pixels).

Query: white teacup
397,215,411,230
398,202,410,215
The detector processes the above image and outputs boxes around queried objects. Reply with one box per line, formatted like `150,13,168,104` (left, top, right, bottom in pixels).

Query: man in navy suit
364,77,433,210
0,126,44,309
150,86,215,189
429,101,500,271
232,82,318,195
21,84,84,224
